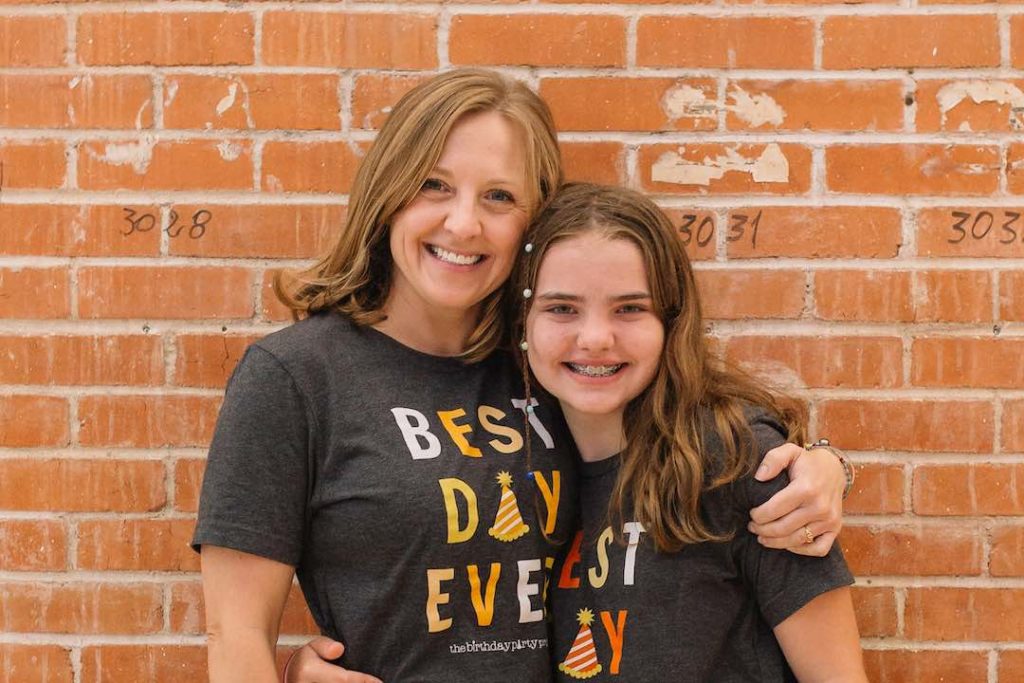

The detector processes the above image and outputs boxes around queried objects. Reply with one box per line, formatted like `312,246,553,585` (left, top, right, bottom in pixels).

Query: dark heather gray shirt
192,313,578,682
550,412,853,682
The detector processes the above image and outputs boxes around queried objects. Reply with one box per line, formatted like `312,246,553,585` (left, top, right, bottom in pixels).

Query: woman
521,183,865,681
192,69,849,683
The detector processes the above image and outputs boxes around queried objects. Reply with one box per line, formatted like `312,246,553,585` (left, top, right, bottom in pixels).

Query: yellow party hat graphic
558,608,603,679
487,471,530,542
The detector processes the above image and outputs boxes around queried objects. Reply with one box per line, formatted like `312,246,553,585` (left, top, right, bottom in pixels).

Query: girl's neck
561,407,625,463
374,292,478,357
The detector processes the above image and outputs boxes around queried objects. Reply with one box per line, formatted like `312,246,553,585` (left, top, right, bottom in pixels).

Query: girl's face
526,232,665,426
387,110,529,319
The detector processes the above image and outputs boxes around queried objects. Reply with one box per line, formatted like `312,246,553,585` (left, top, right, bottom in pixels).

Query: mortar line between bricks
862,640,1024,651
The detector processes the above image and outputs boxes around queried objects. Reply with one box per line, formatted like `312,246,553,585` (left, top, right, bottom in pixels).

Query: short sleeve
735,409,854,628
191,344,312,566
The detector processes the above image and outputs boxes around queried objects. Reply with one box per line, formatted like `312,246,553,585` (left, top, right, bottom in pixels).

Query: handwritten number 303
122,208,212,238
948,210,1020,245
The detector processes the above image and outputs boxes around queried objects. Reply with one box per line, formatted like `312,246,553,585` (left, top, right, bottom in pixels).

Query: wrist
806,438,854,499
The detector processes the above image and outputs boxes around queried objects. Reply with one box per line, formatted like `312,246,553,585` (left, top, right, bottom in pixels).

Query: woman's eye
546,305,575,315
485,189,515,203
421,178,448,193
619,304,648,314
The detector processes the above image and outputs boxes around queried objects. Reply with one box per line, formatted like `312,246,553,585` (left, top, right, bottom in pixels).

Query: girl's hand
284,637,382,683
747,443,846,557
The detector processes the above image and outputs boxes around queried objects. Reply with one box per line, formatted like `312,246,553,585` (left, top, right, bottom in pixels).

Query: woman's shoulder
246,312,366,376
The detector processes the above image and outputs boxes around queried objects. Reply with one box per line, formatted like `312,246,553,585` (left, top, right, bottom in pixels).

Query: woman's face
387,110,529,319
526,232,665,426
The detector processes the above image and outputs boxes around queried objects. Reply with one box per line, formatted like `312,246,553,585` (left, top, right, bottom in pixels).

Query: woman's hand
284,636,382,683
748,443,846,557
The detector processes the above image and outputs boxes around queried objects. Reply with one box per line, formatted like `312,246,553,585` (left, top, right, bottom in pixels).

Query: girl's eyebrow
536,292,651,302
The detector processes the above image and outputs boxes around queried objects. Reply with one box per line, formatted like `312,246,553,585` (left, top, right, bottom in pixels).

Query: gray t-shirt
549,411,853,682
193,313,578,682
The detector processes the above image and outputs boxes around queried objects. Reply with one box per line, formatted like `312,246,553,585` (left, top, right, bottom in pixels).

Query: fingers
308,636,345,661
754,443,804,482
784,531,837,558
749,481,805,527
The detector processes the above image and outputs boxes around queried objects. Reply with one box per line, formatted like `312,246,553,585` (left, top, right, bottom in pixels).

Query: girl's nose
576,313,614,351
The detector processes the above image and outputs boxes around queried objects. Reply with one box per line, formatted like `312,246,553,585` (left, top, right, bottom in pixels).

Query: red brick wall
1,2,1022,682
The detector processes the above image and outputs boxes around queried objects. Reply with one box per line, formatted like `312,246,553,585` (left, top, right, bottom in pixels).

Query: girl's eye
546,304,575,315
619,304,649,314
485,189,515,203
421,178,448,193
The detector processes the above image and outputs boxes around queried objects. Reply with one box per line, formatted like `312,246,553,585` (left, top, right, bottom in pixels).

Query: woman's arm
748,443,847,556
773,587,868,683
202,545,295,683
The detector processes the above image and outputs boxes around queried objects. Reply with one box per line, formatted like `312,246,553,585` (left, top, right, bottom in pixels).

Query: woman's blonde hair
276,68,563,362
511,183,806,552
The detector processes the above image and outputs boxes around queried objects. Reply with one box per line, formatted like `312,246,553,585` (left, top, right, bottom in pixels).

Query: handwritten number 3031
122,208,212,238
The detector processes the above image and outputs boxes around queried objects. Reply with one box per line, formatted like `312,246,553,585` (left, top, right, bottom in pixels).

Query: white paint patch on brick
164,79,180,108
661,83,713,123
936,80,1024,129
651,144,789,186
217,141,243,162
727,85,786,128
134,98,151,131
215,82,239,116
89,138,156,175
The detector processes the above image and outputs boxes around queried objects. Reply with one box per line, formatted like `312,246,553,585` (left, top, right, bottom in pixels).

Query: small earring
523,289,533,299
524,243,534,253
519,341,529,351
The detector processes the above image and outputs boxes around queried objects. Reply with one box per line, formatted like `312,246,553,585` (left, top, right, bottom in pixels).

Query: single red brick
0,16,65,66
560,142,624,186
0,205,161,257
696,270,805,319
0,396,68,447
639,143,811,195
174,457,206,513
0,644,73,683
827,144,1000,195
863,649,988,683
0,335,163,385
352,73,432,130
818,400,993,453
916,79,1024,133
906,588,1024,640
823,16,999,69
725,335,903,389
725,79,904,132
78,13,254,66
1011,16,1024,68
77,266,254,319
451,15,625,67
1001,650,1024,682
913,464,1024,515
163,74,340,131
80,646,207,683
1005,400,1024,452
725,206,902,259
913,270,993,323
0,459,166,512
261,141,362,194
850,587,897,638
0,74,152,128
168,205,342,259
78,395,221,448
0,582,163,634
174,334,264,388
991,526,1024,577
845,463,905,515
840,524,982,576
0,268,69,319
1002,271,1024,320
912,337,1024,388
0,140,67,188
917,207,1024,257
638,17,813,69
77,519,199,571
541,77,717,132
0,520,67,571
263,12,436,68
814,270,913,322
78,139,253,191
662,209,717,262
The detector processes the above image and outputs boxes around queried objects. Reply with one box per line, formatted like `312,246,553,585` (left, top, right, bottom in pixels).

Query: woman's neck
374,293,478,357
561,407,625,463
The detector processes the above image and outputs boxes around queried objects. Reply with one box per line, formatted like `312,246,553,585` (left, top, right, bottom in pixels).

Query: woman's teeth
566,363,625,378
429,245,483,265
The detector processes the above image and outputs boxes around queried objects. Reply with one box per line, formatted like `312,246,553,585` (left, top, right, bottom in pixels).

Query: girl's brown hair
511,183,806,552
276,68,563,362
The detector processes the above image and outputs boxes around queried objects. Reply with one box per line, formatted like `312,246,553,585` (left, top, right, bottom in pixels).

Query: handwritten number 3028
121,208,212,238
